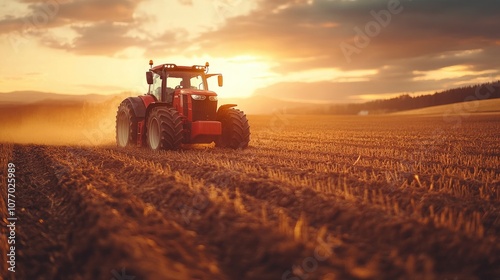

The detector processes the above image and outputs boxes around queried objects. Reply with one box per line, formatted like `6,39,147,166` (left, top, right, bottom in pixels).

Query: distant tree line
293,81,500,115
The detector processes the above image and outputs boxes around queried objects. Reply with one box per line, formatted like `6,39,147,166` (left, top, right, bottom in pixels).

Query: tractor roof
150,63,207,73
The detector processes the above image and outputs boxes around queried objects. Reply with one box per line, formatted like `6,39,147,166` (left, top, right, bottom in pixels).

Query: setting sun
201,55,275,98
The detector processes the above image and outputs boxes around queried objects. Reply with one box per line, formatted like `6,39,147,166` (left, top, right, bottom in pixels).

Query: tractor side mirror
218,75,223,87
146,71,153,85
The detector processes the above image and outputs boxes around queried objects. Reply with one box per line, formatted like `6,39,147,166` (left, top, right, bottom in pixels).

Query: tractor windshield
166,71,208,91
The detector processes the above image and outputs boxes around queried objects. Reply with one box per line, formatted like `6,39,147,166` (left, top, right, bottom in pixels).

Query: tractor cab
146,61,222,104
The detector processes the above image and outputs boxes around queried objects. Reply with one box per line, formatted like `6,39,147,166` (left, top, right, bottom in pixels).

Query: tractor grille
192,99,217,121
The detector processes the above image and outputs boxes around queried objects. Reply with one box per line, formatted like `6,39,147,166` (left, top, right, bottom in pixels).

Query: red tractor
116,61,250,150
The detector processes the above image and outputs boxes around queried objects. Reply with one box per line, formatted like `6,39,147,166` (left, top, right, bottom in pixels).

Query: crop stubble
1,114,499,279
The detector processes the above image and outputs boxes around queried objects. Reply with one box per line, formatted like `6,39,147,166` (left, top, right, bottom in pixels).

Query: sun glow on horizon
205,55,275,98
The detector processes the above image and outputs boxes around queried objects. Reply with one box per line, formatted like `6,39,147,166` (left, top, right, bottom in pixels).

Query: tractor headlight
191,94,206,100
209,96,218,101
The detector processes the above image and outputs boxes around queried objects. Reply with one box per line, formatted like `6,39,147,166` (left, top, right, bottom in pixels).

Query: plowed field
1,114,499,280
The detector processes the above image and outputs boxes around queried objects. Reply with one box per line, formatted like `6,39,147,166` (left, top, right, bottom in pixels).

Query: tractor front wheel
146,107,183,150
216,108,250,149
116,100,137,147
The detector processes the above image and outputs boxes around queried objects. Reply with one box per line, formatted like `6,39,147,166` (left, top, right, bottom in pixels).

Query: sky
0,0,499,103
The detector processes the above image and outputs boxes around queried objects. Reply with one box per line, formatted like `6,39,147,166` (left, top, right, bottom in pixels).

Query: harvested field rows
1,114,499,279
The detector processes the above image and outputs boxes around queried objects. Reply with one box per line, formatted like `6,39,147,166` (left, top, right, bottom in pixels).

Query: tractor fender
124,97,147,119
217,104,238,118
123,95,156,119
144,102,170,122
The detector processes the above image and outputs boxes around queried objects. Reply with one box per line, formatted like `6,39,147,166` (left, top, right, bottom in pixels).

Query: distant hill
363,81,500,113
288,81,500,115
390,98,500,115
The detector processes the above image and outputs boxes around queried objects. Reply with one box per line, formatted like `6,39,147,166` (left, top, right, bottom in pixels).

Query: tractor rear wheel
146,107,183,150
116,100,137,147
216,108,250,149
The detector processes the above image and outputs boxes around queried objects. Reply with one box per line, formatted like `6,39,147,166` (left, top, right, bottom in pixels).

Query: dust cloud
0,98,122,146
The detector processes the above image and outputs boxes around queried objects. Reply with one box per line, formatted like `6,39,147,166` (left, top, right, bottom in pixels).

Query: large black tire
116,100,137,147
216,108,250,149
146,107,183,150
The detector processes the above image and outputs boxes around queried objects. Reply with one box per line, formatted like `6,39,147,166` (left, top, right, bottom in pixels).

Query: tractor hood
178,89,217,96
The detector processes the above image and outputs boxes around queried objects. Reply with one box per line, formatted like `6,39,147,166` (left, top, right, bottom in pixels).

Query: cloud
143,29,194,57
0,0,144,34
182,0,500,99
42,21,144,55
0,0,164,56
194,0,500,72
57,0,141,22
28,0,143,22
0,17,28,34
